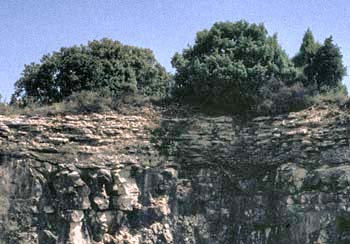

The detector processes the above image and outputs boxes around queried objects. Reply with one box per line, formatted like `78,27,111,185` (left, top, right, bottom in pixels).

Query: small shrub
62,90,113,113
309,85,348,106
0,90,160,116
256,78,309,115
0,94,20,115
21,91,114,115
0,103,14,115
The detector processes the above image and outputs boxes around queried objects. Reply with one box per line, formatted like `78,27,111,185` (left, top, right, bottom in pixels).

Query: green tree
305,36,346,90
292,29,320,68
171,20,298,113
12,38,170,105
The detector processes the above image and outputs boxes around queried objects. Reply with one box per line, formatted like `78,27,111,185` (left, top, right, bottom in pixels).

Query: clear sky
1,0,349,100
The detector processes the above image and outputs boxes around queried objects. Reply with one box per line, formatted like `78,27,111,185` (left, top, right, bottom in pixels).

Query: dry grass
0,91,160,116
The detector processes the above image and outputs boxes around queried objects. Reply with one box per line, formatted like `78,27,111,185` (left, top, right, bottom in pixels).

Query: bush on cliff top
0,90,156,116
171,21,347,115
7,22,348,116
171,21,299,113
293,30,346,91
11,38,171,105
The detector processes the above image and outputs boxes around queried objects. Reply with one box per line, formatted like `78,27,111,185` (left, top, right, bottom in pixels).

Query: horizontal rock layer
1,105,350,243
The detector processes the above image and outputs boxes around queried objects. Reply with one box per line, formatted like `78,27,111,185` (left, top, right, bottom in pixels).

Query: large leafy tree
305,36,346,90
171,21,298,113
12,38,170,104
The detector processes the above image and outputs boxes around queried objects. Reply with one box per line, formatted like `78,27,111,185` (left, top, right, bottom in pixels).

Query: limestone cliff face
1,105,350,243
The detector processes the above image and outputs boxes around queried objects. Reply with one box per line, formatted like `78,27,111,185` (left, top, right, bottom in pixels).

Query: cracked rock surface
1,105,350,243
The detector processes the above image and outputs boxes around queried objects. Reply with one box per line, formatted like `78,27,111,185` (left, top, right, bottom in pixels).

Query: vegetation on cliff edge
2,20,348,116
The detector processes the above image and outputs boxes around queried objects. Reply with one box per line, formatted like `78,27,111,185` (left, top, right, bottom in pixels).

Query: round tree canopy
171,20,297,112
13,38,170,104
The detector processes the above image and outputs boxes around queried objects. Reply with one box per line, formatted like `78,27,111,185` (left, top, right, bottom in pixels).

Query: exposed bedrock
1,105,350,243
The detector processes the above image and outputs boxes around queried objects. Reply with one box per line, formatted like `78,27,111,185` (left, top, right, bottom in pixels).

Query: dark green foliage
257,78,309,115
336,215,350,237
171,20,298,113
8,24,348,116
292,29,321,88
293,30,346,93
12,38,170,105
305,36,346,90
292,29,320,68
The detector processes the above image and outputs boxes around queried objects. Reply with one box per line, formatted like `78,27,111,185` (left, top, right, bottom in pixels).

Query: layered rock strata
1,105,350,243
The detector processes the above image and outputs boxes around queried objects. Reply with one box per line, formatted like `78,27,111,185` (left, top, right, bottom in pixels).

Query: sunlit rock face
1,105,350,244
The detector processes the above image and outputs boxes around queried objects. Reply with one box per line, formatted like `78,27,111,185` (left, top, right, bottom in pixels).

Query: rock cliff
1,105,350,244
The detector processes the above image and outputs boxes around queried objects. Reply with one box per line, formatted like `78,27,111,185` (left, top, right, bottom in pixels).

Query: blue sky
1,0,349,100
